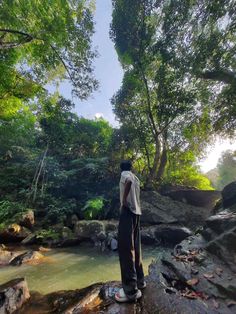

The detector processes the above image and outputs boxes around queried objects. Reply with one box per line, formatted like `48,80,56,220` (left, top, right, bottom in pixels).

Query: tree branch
199,69,236,85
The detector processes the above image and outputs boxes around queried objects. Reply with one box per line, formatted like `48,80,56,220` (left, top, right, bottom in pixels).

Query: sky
49,0,235,173
49,0,123,126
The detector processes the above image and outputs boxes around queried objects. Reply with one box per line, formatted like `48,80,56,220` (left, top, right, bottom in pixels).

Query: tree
111,0,212,186
0,0,98,99
216,150,236,189
149,0,236,135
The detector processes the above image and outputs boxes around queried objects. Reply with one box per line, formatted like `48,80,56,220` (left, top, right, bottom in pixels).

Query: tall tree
111,0,212,186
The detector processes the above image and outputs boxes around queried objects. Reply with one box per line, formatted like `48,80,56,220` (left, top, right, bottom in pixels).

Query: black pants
118,206,145,299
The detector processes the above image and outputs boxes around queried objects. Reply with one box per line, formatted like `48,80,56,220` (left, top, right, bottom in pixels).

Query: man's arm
122,180,132,208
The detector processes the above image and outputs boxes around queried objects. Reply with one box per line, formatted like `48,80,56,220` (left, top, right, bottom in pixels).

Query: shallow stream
0,245,168,294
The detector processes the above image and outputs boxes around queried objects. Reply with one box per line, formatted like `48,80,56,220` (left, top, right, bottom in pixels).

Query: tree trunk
145,139,160,187
156,143,168,182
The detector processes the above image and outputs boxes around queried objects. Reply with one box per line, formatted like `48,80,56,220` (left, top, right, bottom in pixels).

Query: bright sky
199,138,236,173
49,0,236,174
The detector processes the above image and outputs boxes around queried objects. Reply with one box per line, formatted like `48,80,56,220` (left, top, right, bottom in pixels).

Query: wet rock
0,224,31,243
154,225,192,246
141,225,192,247
141,191,211,229
206,226,236,272
141,226,157,245
19,210,34,229
222,181,236,208
18,283,104,314
206,210,236,235
0,278,30,314
0,246,19,266
10,250,44,266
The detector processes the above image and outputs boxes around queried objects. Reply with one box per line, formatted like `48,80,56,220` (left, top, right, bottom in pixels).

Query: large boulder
19,210,34,229
141,225,192,246
222,181,236,208
0,278,30,314
74,220,105,240
141,191,211,229
161,188,221,210
10,250,44,266
0,224,31,243
74,220,118,249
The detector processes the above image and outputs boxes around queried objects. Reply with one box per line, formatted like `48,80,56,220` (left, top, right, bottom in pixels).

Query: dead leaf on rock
186,278,199,286
181,290,198,299
203,273,214,280
190,250,198,256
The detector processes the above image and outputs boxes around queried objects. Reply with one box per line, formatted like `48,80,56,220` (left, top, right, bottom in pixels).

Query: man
115,160,146,303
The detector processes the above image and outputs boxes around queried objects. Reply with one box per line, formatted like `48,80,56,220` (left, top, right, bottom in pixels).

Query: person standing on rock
115,160,146,303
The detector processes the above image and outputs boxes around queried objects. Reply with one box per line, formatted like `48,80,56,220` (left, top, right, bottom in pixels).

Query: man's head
120,160,132,172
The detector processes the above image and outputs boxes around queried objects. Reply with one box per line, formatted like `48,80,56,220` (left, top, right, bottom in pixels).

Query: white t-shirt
119,171,141,215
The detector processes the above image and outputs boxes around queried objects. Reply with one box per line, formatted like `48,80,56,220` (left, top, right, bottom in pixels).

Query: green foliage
35,229,60,241
0,200,28,229
0,0,98,98
82,197,105,220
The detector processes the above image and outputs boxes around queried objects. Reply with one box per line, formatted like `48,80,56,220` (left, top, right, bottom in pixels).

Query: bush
0,200,28,229
44,198,76,224
82,197,105,220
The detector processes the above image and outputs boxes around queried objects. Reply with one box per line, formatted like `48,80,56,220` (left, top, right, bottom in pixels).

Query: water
0,245,167,294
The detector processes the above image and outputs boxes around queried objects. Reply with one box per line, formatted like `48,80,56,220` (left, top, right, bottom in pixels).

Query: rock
160,187,221,210
141,191,211,229
140,225,192,246
222,181,236,208
104,220,118,232
18,283,104,314
21,233,37,245
74,220,105,241
16,276,236,314
110,238,118,251
206,226,236,272
65,214,78,229
19,210,34,229
141,226,157,245
62,226,74,239
10,250,44,266
74,220,118,249
0,224,31,243
205,210,236,234
0,248,18,266
154,225,192,246
0,278,30,314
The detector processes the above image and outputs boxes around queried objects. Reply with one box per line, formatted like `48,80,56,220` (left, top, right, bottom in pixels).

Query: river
0,245,168,294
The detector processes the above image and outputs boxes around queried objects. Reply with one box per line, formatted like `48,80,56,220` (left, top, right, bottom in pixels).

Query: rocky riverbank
2,185,235,313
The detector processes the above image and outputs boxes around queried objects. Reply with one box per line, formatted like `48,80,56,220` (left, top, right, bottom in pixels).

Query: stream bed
0,245,169,294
